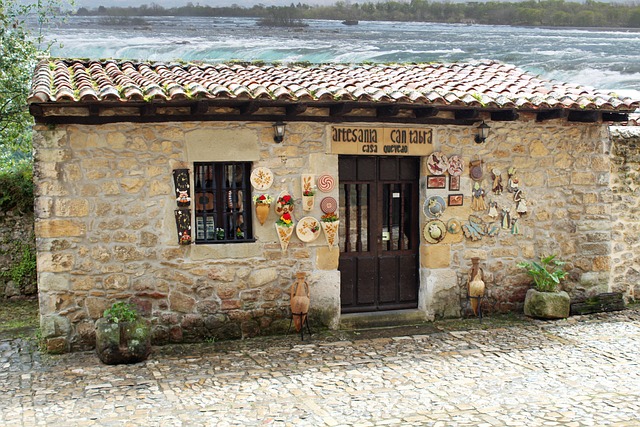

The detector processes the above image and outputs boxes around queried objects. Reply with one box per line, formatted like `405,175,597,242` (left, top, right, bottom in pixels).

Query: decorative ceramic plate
320,196,337,214
469,160,483,181
250,167,274,190
426,152,449,175
423,195,446,218
447,218,461,234
447,155,464,176
296,216,321,242
275,191,295,215
317,174,336,192
423,220,447,244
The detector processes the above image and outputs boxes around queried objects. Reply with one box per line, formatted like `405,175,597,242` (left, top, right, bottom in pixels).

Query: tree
0,0,70,170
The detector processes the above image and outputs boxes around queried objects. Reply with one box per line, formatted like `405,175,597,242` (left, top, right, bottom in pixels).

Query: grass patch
0,299,39,339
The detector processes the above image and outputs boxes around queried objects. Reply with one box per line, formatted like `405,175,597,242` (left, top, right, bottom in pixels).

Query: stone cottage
27,59,639,352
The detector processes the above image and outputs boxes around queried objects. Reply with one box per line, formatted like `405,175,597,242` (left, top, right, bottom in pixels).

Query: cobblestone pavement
2,309,640,427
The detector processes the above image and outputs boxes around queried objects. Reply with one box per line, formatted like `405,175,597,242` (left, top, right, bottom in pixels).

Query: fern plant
103,302,138,324
517,255,567,292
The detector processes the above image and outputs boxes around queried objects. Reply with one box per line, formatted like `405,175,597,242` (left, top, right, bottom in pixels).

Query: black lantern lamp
475,121,490,144
273,121,286,143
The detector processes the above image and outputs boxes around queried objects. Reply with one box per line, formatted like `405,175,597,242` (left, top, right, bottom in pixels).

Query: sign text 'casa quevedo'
330,126,432,156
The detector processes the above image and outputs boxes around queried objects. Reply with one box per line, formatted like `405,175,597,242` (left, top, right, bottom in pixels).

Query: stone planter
524,289,570,319
95,317,151,365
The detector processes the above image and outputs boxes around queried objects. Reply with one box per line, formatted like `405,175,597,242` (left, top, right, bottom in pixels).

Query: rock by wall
32,117,613,352
610,126,640,302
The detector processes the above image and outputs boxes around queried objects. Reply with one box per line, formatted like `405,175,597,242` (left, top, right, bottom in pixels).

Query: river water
43,16,640,97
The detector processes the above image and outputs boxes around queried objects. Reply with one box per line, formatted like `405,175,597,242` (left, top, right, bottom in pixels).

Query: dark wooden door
339,156,420,313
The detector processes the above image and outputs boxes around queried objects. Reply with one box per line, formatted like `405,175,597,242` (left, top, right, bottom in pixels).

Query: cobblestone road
2,310,640,427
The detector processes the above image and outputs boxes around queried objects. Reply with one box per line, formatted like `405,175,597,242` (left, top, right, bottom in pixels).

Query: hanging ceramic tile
174,209,192,245
462,215,486,241
423,220,447,244
250,167,274,190
471,182,487,211
426,152,448,175
172,169,191,207
424,195,446,218
469,159,483,181
317,174,335,192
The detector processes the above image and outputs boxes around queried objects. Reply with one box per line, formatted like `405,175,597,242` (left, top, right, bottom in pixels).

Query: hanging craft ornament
426,152,449,175
301,174,316,211
462,215,486,241
491,168,503,194
447,218,461,234
507,166,519,193
275,212,295,252
317,174,336,192
275,191,295,215
424,195,446,218
514,189,528,215
447,155,464,176
320,196,337,214
471,182,487,211
423,219,447,244
250,167,274,190
469,159,483,181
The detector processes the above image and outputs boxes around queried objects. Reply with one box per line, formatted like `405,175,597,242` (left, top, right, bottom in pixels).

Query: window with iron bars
193,162,253,244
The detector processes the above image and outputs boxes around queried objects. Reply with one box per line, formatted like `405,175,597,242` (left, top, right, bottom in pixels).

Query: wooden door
339,156,420,313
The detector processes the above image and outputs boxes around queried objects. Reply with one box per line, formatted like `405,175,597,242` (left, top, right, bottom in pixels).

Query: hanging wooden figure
173,169,191,207
174,209,192,245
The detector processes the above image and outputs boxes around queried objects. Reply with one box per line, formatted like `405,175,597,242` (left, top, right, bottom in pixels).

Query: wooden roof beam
491,110,519,121
377,105,401,118
454,109,478,120
568,110,599,123
536,109,567,122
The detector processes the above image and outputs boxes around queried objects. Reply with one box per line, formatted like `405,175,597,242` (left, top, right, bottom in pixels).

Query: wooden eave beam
413,107,438,118
286,103,308,116
329,103,355,117
490,110,519,121
536,109,567,122
239,101,260,115
602,112,629,123
377,105,401,118
567,110,600,123
454,109,479,120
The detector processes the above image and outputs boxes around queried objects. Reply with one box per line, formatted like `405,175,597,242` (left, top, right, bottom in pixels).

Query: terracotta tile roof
28,59,639,112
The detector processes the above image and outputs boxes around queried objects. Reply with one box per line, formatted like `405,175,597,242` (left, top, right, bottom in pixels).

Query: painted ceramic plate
426,152,449,175
423,220,447,244
469,160,483,181
447,218,462,234
250,167,274,190
447,155,464,176
317,174,336,192
296,216,321,242
320,196,337,214
423,195,446,218
275,191,295,215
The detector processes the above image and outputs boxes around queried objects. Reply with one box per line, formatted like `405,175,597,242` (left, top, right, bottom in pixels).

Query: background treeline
76,0,640,28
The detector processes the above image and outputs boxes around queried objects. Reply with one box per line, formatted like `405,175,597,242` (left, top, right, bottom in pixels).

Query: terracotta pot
290,272,310,332
468,271,485,316
255,203,270,225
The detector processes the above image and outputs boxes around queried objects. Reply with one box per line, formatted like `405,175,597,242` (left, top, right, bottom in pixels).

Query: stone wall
33,117,614,352
0,210,35,298
610,126,640,302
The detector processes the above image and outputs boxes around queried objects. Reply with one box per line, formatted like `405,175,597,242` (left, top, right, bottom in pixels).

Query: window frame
193,161,254,244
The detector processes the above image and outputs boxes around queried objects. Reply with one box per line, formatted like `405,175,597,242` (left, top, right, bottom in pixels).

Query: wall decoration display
250,167,274,190
486,222,500,237
488,201,499,218
275,191,295,215
491,168,503,194
447,155,464,176
275,213,295,252
174,209,192,245
427,175,447,189
511,218,521,235
320,216,339,249
424,195,446,218
447,218,462,234
253,194,273,226
514,189,528,215
423,219,447,244
317,174,336,192
501,207,511,229
320,196,337,214
448,194,464,207
301,174,316,211
507,166,519,193
449,175,460,191
295,216,321,242
462,215,486,241
426,152,449,175
471,182,487,211
469,159,484,181
173,169,191,207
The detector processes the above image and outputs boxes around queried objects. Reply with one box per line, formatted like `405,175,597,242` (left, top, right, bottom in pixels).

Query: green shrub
0,241,37,295
103,301,139,324
517,254,567,292
0,163,34,213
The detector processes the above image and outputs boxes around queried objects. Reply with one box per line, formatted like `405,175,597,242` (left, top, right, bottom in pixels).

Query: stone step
339,309,427,330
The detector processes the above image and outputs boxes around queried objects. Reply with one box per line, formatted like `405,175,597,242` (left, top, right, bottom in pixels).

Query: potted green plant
95,301,151,365
518,255,570,319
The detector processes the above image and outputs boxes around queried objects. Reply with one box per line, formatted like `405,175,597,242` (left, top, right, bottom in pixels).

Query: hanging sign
330,126,432,156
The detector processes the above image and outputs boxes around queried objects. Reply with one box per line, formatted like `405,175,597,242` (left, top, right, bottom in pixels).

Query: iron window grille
194,162,253,244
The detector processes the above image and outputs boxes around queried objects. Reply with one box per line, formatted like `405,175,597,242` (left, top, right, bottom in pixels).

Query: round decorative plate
447,218,462,234
423,195,446,218
426,152,449,175
447,155,464,176
317,174,336,192
320,196,337,214
423,220,447,244
250,167,274,190
296,216,321,243
469,160,483,181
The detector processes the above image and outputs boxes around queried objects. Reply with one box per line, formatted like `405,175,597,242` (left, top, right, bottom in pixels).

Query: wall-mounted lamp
273,121,286,143
475,121,490,144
